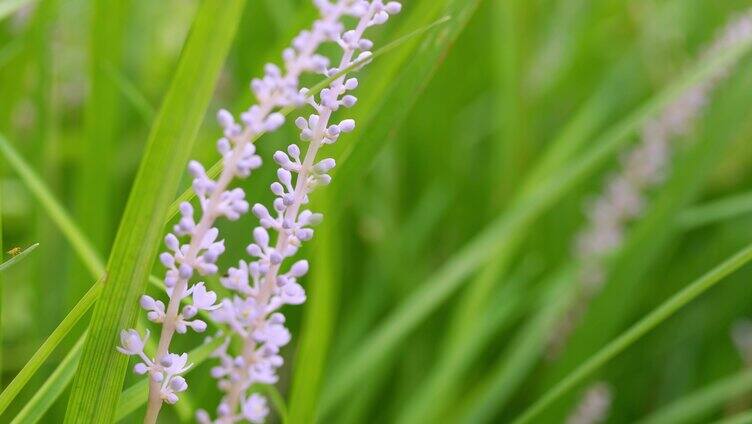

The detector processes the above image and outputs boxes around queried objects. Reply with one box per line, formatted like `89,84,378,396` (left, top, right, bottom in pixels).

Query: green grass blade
457,269,577,423
9,333,86,424
70,0,128,307
101,62,156,124
0,278,102,416
396,272,530,424
677,190,752,229
287,190,339,423
512,243,752,424
114,336,224,420
0,243,39,273
76,0,128,252
260,384,288,422
64,1,246,421
321,29,752,413
0,134,104,276
710,410,752,424
638,368,752,424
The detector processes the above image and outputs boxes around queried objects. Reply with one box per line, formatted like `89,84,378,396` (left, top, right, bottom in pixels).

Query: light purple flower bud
277,168,292,186
271,182,285,196
372,11,389,25
327,125,341,137
171,376,188,392
165,393,179,404
116,329,148,355
315,158,336,173
247,244,263,257
342,95,358,108
217,137,231,154
273,151,290,166
288,144,300,159
254,227,269,247
134,363,148,375
289,260,309,277
339,119,356,132
295,116,308,130
187,160,204,177
218,403,231,417
159,252,174,268
165,233,179,250
265,113,285,131
183,305,197,319
345,78,358,90
385,2,402,14
358,39,373,50
178,264,193,279
356,51,372,62
160,356,173,368
140,295,156,310
190,320,207,332
217,109,234,128
300,128,313,141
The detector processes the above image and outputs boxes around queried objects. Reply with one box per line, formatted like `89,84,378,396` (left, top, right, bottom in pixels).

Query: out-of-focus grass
1,0,752,423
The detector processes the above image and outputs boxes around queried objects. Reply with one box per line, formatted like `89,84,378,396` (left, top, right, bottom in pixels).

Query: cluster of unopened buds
196,1,401,423
117,1,400,423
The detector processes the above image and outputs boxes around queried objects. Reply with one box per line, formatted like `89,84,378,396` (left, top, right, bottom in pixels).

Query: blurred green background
2,0,752,422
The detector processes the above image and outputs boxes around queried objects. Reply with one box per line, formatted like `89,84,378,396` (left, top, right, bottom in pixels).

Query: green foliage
64,1,245,421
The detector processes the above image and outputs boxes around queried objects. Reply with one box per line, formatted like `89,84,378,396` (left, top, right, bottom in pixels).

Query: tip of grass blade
0,243,40,273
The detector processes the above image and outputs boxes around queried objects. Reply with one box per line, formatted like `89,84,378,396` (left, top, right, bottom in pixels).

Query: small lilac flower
116,329,148,356
191,282,221,310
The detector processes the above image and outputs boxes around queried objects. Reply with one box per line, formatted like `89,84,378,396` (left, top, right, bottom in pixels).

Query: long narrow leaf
677,191,752,229
64,1,246,421
10,333,86,424
638,368,752,424
0,278,102,415
0,135,104,276
0,243,39,273
512,243,752,424
286,190,340,423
